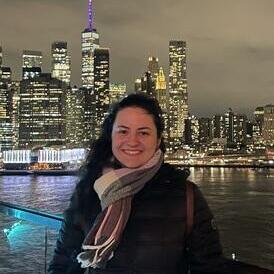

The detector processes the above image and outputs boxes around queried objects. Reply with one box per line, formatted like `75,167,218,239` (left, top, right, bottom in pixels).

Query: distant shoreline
0,169,79,176
172,164,274,169
0,164,273,176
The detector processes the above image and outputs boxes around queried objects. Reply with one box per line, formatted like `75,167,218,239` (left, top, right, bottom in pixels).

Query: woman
48,93,228,274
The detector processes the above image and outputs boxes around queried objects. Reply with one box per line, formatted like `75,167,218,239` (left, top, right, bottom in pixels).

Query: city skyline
0,0,274,117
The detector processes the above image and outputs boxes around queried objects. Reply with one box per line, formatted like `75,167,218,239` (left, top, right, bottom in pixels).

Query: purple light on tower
88,0,93,30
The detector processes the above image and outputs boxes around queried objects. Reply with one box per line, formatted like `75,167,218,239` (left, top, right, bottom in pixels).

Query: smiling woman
48,93,230,274
111,107,161,168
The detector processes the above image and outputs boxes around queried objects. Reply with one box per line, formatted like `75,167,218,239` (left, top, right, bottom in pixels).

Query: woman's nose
127,133,139,145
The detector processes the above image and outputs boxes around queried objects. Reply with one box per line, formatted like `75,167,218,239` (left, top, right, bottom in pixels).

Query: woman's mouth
122,150,142,155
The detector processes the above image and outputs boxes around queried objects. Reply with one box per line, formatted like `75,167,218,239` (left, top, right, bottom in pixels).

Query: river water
0,167,273,273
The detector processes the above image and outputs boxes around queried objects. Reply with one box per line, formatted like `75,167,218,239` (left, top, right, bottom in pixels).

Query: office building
1,67,12,83
224,109,234,144
147,56,159,81
134,78,142,93
168,40,188,152
199,117,212,144
22,50,42,80
109,83,126,104
155,67,168,139
262,104,274,145
137,56,160,98
66,87,86,148
253,106,264,144
94,48,110,137
233,114,247,145
0,80,14,150
10,82,20,148
224,109,247,146
51,41,71,85
0,46,2,67
19,73,67,148
212,114,226,139
0,48,19,149
140,71,154,97
0,46,2,78
81,87,97,146
81,0,100,89
155,67,167,111
184,115,199,146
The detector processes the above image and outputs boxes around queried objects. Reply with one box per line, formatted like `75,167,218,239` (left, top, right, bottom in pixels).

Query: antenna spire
88,0,93,30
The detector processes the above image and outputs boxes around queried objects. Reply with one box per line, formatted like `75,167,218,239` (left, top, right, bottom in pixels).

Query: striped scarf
77,149,163,269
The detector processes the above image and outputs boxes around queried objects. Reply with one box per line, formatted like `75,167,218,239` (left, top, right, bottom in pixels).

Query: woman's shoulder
151,163,191,193
160,162,190,183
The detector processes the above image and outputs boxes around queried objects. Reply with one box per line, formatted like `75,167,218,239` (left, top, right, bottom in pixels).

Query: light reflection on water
0,168,273,271
0,175,78,213
189,167,274,270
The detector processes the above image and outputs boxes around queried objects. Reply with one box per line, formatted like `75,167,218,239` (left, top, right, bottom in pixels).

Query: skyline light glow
0,0,274,117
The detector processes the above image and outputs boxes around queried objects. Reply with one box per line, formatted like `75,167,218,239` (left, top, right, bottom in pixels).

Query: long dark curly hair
72,93,166,213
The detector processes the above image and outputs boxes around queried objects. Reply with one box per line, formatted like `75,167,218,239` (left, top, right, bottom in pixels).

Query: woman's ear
157,138,161,149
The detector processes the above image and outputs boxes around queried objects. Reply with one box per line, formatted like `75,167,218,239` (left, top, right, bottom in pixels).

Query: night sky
1,0,274,117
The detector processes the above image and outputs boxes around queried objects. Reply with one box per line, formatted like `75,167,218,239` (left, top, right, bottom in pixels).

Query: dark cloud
0,0,273,117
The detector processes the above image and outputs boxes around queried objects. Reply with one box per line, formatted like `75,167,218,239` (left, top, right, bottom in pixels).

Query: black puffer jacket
48,163,228,274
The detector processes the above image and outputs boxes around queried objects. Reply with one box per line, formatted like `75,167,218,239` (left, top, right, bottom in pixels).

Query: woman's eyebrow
115,126,152,130
116,125,129,129
138,127,152,130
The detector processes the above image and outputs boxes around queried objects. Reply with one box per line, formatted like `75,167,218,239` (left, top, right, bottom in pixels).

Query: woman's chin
119,158,144,169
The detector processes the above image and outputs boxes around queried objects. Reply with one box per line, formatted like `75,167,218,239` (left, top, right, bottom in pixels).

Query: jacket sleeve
47,205,86,274
187,184,231,274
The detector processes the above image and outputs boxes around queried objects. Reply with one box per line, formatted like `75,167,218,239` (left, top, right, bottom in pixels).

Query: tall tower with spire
81,0,100,89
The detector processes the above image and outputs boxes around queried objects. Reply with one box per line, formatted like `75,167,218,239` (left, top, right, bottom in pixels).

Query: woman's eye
139,131,149,136
118,129,127,135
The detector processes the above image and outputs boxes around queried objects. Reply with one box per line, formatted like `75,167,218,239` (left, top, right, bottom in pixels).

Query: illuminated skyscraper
233,114,247,145
253,106,264,144
140,71,154,97
262,104,274,146
66,87,85,148
138,56,160,97
224,109,234,144
0,80,14,150
22,50,42,80
0,47,18,150
155,67,167,111
81,0,100,89
168,40,188,152
109,83,126,104
10,81,20,148
198,118,212,144
184,115,199,146
0,46,2,78
155,67,168,139
147,56,159,81
81,87,97,146
0,46,2,66
212,114,226,139
19,73,67,148
1,67,12,83
94,48,110,137
134,78,142,92
224,108,247,146
51,41,71,85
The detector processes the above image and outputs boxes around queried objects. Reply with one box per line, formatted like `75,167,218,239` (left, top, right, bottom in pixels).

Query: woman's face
111,107,160,168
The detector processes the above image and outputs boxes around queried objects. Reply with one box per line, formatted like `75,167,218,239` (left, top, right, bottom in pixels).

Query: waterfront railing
0,200,62,274
0,201,273,274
